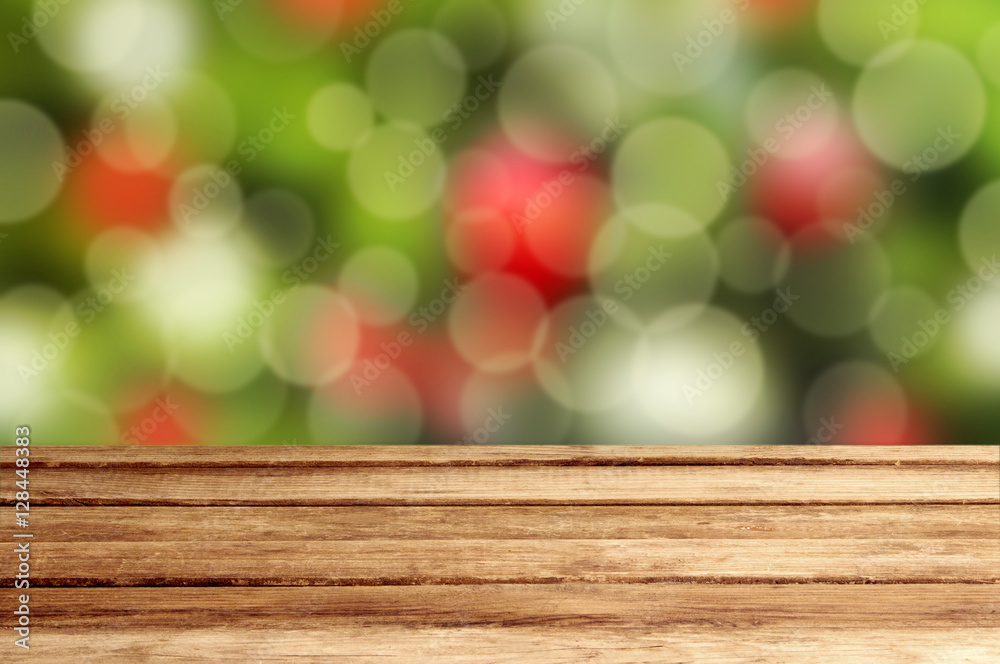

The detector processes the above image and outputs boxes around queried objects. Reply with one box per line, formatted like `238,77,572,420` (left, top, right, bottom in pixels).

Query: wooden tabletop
2,446,998,662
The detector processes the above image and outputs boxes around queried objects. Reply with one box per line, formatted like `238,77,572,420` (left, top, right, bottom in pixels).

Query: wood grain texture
18,627,1000,664
3,444,997,467
2,445,997,662
3,464,997,505
9,539,998,586
23,505,1000,540
5,586,998,663
8,584,999,628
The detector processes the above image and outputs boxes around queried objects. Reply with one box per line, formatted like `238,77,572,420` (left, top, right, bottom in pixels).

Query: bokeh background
1,0,999,445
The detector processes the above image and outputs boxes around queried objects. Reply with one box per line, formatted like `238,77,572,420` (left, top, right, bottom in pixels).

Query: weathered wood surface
21,505,1000,540
14,627,1000,664
2,586,999,663
3,465,997,505
4,444,996,466
9,538,998,586
1,446,998,662
9,584,1000,628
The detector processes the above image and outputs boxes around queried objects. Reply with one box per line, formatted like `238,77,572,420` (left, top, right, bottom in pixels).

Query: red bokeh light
119,393,196,445
750,125,879,240
839,398,935,445
445,134,610,303
70,156,173,232
276,0,381,29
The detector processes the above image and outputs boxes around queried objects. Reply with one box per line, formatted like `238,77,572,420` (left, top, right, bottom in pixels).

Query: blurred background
1,0,999,445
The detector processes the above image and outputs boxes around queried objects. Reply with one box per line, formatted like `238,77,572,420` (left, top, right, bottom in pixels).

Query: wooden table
2,446,998,662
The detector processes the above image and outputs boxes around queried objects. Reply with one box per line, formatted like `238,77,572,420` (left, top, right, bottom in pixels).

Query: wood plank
2,447,993,662
3,444,997,467
3,465,996,505
18,505,1000,541
6,539,997,586
16,628,1000,664
6,584,998,628
4,586,998,663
